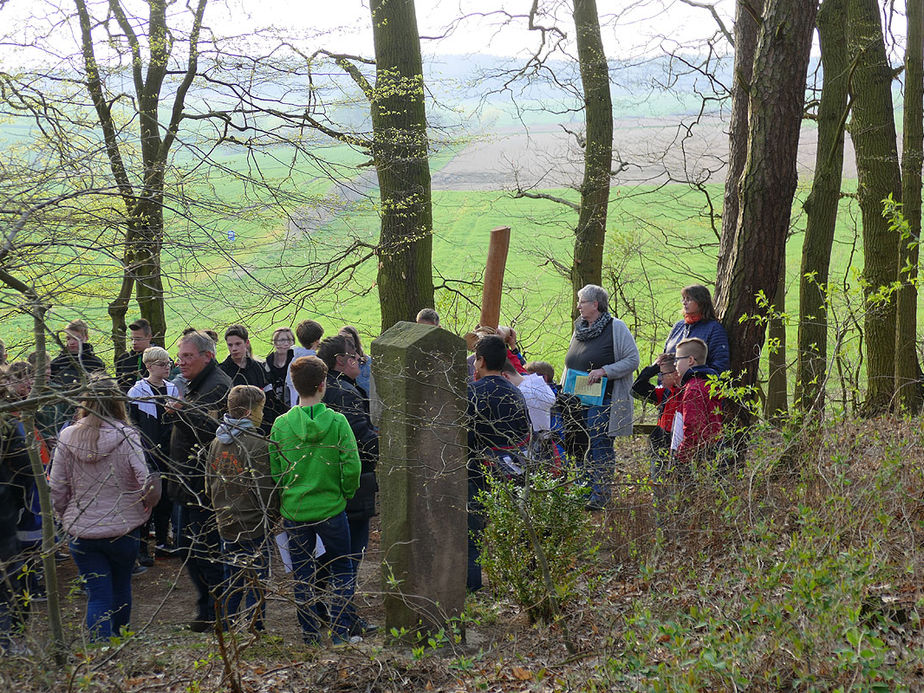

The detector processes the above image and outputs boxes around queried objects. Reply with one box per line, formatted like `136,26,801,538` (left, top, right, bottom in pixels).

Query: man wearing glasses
168,329,232,633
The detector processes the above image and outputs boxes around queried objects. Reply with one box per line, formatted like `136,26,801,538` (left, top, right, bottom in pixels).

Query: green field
2,147,875,406
0,110,882,413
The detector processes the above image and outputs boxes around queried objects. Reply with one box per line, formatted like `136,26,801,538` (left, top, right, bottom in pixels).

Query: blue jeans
69,531,139,640
284,514,353,642
184,505,224,623
584,400,615,504
220,537,270,630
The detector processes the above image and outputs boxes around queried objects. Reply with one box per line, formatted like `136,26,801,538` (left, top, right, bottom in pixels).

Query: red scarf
684,313,703,325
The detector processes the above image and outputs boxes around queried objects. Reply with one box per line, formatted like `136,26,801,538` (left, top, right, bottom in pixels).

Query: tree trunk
369,0,434,332
134,200,168,347
765,256,788,423
796,0,849,413
846,0,903,415
570,0,613,316
714,0,818,407
716,0,764,295
895,0,924,412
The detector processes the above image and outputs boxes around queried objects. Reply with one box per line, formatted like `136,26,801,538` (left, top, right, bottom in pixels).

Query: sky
209,0,737,60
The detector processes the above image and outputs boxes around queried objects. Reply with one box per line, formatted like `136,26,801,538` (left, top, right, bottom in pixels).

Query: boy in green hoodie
206,385,277,632
269,356,361,645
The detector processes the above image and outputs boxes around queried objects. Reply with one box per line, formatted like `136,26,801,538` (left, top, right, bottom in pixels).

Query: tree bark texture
714,0,818,402
895,0,924,412
846,0,903,414
716,0,763,292
570,0,613,315
369,0,435,332
796,0,848,413
765,256,788,422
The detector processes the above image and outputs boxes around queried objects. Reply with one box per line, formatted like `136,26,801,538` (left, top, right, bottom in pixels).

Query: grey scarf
574,311,613,341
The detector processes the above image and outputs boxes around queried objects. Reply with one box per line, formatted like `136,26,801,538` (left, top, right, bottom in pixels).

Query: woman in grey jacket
50,378,158,640
563,284,640,510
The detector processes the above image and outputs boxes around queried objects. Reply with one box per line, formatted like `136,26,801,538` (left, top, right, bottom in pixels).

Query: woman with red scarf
663,285,730,374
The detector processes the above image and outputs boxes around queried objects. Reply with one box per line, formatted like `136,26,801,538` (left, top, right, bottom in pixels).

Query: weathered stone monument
371,321,468,639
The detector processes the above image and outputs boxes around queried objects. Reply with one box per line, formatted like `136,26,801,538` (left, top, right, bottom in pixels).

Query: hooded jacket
205,415,278,542
676,364,723,464
50,419,154,539
269,403,360,524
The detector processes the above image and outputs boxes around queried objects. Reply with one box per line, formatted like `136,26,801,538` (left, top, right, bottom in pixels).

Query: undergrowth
6,416,924,691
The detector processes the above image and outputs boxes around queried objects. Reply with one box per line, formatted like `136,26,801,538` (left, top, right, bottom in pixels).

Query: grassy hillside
2,173,873,405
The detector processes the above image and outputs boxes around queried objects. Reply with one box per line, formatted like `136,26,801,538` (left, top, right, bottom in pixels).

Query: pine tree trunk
570,0,613,315
895,0,923,412
370,0,434,332
715,0,818,405
796,0,848,413
716,0,763,293
846,0,903,415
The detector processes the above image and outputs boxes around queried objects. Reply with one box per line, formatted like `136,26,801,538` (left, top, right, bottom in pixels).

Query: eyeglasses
673,354,691,363
338,353,358,362
273,337,294,344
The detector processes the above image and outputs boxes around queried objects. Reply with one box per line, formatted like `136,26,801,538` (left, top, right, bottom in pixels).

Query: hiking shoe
131,564,148,576
138,554,154,567
331,634,363,646
349,618,378,636
189,620,214,633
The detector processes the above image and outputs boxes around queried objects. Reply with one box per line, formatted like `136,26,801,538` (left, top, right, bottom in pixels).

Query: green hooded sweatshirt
269,403,361,523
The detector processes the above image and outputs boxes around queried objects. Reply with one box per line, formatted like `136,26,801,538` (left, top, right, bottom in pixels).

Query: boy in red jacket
671,338,723,466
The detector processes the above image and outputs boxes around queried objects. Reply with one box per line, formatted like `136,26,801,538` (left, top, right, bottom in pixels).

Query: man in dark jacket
115,318,154,393
316,333,378,635
168,330,232,632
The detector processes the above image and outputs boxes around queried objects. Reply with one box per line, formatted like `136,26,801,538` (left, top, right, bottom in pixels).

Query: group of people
0,284,730,651
0,317,380,648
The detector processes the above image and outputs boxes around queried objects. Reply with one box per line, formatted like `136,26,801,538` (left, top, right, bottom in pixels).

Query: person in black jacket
115,318,154,393
49,320,108,432
316,333,378,635
168,330,232,632
466,336,531,591
128,347,179,557
219,325,284,432
0,415,32,653
50,319,107,389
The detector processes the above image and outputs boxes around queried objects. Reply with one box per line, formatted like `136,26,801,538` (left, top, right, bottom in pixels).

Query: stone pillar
371,321,468,639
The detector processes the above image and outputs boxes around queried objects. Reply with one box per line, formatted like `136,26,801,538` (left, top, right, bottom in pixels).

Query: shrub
477,471,596,624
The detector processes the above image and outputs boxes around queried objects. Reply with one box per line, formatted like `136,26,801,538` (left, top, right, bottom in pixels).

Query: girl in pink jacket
50,378,158,640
